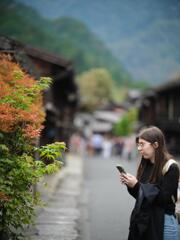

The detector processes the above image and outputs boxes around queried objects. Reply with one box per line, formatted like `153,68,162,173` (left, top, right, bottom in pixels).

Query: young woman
120,126,179,240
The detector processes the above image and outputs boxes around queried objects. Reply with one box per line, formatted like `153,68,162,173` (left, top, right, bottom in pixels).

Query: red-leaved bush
0,54,50,139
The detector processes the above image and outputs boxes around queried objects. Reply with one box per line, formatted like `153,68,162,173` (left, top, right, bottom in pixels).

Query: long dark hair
136,126,172,183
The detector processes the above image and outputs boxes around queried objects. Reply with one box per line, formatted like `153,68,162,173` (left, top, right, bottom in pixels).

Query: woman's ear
153,142,159,148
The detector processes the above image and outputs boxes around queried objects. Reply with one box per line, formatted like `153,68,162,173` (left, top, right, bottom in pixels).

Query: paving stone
36,222,77,235
24,154,83,240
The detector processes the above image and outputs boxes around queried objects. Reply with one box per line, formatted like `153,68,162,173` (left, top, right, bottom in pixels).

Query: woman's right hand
120,173,138,188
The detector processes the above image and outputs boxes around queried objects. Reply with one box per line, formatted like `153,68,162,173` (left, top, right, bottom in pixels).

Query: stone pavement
25,154,83,240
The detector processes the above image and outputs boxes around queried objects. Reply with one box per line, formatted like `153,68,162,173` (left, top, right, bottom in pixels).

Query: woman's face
137,138,155,161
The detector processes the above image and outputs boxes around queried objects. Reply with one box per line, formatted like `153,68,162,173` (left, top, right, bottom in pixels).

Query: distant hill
0,0,133,86
17,0,180,85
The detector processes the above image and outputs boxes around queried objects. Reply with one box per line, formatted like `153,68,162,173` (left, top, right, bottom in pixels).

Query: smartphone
116,165,126,174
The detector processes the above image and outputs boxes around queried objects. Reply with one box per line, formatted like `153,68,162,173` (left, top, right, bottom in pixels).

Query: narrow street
25,153,180,240
25,153,138,240
81,154,138,240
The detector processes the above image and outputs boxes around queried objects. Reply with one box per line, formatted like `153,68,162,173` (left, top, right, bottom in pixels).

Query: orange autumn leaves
0,191,10,201
0,54,46,139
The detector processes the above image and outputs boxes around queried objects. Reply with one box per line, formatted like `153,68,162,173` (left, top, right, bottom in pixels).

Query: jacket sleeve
127,181,140,199
155,164,179,206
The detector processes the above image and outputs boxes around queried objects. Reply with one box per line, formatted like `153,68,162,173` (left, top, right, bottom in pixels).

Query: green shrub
113,108,138,136
0,55,66,239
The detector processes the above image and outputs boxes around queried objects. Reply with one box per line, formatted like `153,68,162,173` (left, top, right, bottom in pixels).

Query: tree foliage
0,54,66,239
0,54,52,138
77,68,115,111
113,108,138,136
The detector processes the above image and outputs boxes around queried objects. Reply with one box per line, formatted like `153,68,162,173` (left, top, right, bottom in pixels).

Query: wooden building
0,36,78,146
138,77,180,154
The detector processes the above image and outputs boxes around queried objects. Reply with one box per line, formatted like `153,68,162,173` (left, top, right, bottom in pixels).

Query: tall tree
77,68,115,111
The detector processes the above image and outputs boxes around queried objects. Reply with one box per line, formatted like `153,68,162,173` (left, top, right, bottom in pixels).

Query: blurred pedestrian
112,137,124,156
90,133,103,155
119,126,179,240
121,135,135,161
102,134,112,159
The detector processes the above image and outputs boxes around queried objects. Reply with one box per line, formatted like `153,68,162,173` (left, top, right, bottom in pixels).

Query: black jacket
127,160,179,240
128,183,164,240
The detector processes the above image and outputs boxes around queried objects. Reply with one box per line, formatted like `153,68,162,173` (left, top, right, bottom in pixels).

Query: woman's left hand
120,173,138,188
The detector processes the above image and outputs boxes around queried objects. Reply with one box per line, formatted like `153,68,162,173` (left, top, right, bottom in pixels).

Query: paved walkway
25,154,83,240
24,154,180,240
